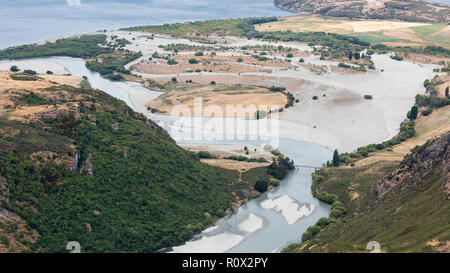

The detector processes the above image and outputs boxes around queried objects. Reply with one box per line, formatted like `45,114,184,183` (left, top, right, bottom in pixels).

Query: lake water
0,0,290,49
1,0,448,49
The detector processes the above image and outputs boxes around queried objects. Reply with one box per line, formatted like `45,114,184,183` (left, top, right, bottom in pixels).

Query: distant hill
274,0,450,23
297,132,449,252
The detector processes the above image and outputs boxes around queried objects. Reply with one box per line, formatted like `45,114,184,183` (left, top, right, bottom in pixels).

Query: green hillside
0,79,281,253
298,132,450,253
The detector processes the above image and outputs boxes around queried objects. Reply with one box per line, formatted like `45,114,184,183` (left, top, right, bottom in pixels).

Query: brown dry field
151,74,305,92
134,61,269,74
201,159,271,172
147,84,286,118
355,105,450,166
255,16,429,34
175,54,294,69
0,72,83,122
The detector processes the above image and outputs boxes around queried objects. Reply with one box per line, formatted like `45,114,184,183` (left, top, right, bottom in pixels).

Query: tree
348,51,353,60
408,105,418,120
10,65,19,72
332,149,340,167
446,86,449,97
171,77,177,83
254,178,269,193
354,52,360,60
23,69,36,75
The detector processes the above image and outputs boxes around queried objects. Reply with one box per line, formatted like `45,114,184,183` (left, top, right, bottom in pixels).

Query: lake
0,0,290,49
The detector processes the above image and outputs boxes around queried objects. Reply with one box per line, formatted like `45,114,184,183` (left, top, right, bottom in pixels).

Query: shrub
338,63,351,69
23,69,37,75
188,59,198,64
210,81,216,85
312,96,318,100
407,105,418,120
286,53,293,58
171,77,177,82
10,65,19,72
318,192,337,204
299,58,305,63
364,95,373,100
422,108,432,116
197,151,217,159
167,59,178,65
332,149,340,167
46,70,53,74
302,225,321,241
315,217,330,228
195,52,203,56
237,57,243,62
269,86,286,92
281,243,301,253
254,178,269,193
108,74,124,81
269,178,280,187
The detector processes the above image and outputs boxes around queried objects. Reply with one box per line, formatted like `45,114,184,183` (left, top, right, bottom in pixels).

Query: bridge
294,165,323,170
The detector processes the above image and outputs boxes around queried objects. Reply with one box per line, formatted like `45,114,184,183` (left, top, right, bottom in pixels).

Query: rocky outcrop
80,154,94,176
0,176,8,200
372,132,450,197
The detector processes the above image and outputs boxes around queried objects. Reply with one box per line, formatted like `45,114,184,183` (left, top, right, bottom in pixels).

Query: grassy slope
299,138,449,253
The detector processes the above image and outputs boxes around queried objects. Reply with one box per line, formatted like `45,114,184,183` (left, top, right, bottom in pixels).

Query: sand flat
260,195,315,225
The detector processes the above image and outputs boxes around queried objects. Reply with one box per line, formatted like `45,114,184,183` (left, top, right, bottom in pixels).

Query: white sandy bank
260,195,315,225
238,213,264,233
170,232,244,253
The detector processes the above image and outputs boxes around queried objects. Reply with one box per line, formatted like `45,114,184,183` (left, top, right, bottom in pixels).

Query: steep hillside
298,132,449,253
274,0,450,23
0,72,281,253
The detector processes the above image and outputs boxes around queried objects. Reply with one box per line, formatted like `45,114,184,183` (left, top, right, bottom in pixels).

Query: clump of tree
167,59,178,65
407,105,418,120
267,156,295,180
254,177,269,193
269,86,286,92
23,69,37,75
196,151,218,159
332,150,340,167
